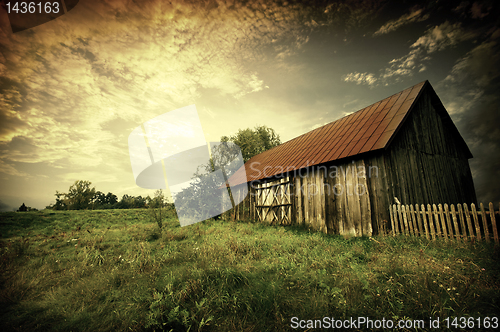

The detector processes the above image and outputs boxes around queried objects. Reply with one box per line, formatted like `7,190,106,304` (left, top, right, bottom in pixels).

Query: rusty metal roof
228,80,428,186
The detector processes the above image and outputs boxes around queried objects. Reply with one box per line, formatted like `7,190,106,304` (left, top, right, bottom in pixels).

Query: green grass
0,209,499,331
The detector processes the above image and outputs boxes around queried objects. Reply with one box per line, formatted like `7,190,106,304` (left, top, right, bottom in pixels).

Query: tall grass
0,209,498,331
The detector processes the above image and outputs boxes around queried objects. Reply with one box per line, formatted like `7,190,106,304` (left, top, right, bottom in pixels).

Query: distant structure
18,203,28,212
226,81,477,236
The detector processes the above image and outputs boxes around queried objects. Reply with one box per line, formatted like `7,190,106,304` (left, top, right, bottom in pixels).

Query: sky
0,0,499,211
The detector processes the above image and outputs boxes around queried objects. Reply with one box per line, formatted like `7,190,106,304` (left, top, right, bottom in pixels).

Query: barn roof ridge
228,80,467,185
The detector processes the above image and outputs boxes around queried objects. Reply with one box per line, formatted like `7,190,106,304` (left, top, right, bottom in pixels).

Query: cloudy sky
0,0,498,211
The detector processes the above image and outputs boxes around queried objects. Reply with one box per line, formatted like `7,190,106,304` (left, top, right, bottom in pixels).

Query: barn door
255,177,292,225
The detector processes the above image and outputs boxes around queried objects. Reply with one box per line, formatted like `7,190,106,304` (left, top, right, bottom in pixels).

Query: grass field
0,208,499,331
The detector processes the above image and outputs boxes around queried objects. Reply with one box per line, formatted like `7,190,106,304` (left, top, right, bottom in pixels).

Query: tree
172,126,280,225
149,189,169,232
53,192,69,210
67,180,96,210
93,191,107,207
105,192,118,205
117,194,133,209
54,180,96,210
221,125,281,163
173,169,231,225
133,195,147,208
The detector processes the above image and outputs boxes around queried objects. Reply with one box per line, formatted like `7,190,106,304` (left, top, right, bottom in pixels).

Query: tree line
46,180,168,210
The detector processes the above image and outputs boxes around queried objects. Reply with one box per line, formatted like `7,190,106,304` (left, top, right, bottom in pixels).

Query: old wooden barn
226,81,477,236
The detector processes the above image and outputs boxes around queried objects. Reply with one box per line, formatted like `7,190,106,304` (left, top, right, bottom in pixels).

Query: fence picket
402,205,410,236
427,204,436,240
433,204,441,237
450,204,461,242
438,204,448,241
403,205,416,236
396,205,403,235
410,205,419,236
457,204,466,241
463,204,475,241
404,205,411,235
415,205,424,237
393,205,400,235
412,206,418,235
420,204,430,240
480,203,490,242
471,204,482,241
444,204,454,240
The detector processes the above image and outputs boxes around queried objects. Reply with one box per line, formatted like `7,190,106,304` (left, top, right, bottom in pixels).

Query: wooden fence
388,202,499,245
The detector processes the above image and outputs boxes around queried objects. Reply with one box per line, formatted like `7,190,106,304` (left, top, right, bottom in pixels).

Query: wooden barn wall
323,159,372,237
380,91,477,210
229,161,373,237
363,154,391,235
292,168,327,233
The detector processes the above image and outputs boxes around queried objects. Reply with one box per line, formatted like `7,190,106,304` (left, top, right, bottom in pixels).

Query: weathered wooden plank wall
229,161,373,236
293,168,327,232
382,92,476,207
365,154,390,235
252,162,374,236
323,160,372,236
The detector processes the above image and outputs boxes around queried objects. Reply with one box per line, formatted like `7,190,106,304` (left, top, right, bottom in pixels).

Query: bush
148,190,172,233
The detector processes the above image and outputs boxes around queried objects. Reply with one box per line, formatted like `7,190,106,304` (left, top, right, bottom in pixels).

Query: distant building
227,81,476,236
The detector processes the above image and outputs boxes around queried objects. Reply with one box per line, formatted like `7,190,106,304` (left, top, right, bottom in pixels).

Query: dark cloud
460,87,500,204
437,40,500,203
